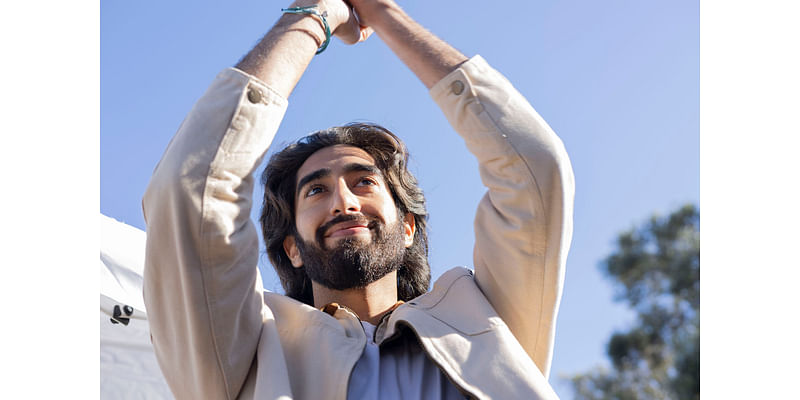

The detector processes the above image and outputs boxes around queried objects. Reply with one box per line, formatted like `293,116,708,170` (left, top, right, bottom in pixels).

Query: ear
283,235,304,268
402,212,416,248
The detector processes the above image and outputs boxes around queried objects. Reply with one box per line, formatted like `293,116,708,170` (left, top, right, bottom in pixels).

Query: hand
301,0,373,45
344,0,397,29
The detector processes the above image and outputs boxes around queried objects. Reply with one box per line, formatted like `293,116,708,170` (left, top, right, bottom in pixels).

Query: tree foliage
570,204,699,400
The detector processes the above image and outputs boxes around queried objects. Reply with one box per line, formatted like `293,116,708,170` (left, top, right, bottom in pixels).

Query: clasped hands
292,0,395,45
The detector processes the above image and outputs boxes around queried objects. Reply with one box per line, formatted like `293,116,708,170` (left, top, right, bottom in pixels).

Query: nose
330,179,360,215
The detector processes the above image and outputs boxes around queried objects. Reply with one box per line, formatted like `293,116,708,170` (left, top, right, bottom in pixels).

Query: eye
356,177,378,187
305,184,325,197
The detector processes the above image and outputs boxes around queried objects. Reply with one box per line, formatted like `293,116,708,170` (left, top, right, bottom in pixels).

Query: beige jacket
143,55,574,399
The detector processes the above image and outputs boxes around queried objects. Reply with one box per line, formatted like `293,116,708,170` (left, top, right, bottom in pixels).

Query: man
143,0,574,398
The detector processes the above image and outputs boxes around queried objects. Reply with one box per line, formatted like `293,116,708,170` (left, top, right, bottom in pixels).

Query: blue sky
101,1,698,396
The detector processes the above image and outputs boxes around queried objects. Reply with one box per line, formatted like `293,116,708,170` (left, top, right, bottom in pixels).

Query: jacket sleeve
142,68,288,399
429,56,575,379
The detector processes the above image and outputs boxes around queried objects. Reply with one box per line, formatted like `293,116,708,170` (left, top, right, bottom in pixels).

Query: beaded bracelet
281,5,331,54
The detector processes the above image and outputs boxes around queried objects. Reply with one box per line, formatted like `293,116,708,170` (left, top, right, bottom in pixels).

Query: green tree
569,204,699,400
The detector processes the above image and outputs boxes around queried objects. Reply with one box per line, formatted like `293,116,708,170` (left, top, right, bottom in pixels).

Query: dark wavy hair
259,123,430,306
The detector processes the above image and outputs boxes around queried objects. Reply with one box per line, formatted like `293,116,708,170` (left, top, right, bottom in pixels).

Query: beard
294,213,406,291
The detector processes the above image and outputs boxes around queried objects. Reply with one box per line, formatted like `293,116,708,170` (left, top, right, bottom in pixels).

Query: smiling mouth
328,226,370,238
326,220,371,237
317,215,378,244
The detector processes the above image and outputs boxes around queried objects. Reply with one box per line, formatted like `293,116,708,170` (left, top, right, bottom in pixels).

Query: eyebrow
343,162,382,177
296,163,383,196
297,168,331,196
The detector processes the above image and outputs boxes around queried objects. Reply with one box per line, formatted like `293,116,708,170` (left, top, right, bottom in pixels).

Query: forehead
297,145,376,182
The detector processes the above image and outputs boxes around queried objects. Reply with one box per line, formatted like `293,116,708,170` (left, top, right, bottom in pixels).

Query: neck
312,270,399,325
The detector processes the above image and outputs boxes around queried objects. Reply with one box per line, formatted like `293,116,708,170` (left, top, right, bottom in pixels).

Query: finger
358,26,374,43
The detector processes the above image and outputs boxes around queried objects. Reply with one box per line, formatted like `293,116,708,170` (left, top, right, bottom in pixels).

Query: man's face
283,145,415,289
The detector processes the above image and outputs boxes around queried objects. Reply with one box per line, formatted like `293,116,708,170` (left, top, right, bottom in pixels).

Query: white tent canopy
100,214,173,399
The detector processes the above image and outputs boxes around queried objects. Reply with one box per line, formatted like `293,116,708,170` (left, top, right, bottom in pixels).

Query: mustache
315,214,381,245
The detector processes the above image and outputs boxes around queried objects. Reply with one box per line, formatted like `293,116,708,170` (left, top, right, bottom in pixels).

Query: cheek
295,207,322,241
378,194,400,224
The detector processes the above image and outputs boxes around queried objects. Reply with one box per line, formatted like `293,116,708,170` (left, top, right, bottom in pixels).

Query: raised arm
348,0,467,88
236,0,369,97
350,1,575,378
142,2,365,398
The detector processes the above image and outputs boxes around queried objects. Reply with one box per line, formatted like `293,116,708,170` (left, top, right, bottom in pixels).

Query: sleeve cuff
223,67,289,110
429,55,489,102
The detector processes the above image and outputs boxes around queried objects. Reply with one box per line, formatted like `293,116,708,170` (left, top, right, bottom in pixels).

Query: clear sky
101,1,698,397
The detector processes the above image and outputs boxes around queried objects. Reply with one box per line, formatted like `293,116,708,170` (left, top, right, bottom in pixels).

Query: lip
325,221,370,238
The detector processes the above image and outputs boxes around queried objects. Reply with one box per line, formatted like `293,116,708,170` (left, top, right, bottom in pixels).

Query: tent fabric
100,214,173,399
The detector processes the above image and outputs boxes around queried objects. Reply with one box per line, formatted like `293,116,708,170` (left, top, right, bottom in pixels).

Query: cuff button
450,80,465,95
247,87,263,104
